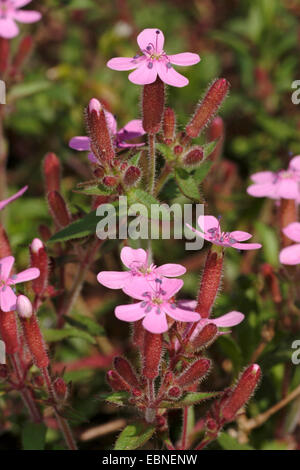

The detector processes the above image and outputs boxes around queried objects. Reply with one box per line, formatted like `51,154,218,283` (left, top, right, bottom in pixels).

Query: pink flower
247,156,300,201
69,111,145,164
186,215,262,250
115,277,200,334
0,256,40,311
107,28,200,87
279,222,300,265
0,185,27,211
97,246,186,290
0,1,41,39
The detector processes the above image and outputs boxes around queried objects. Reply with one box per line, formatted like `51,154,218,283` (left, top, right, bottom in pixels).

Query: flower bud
0,310,19,354
195,246,224,318
47,190,72,229
30,238,49,297
191,323,218,350
0,38,10,75
38,224,52,242
16,295,33,319
183,147,204,166
53,377,68,400
123,166,141,186
221,364,261,422
168,386,182,398
174,145,183,156
21,313,49,369
102,176,118,188
207,116,224,161
0,224,12,258
43,152,61,193
113,357,140,389
163,107,176,143
87,98,115,162
142,77,165,134
186,78,229,138
106,370,131,392
142,332,162,379
177,358,211,387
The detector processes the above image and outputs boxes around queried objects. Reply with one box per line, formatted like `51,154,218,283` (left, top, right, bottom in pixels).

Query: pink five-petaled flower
115,277,200,334
279,222,300,265
69,111,145,164
247,156,300,201
107,28,200,88
186,215,262,250
97,246,186,291
0,1,41,39
0,256,40,311
0,185,27,211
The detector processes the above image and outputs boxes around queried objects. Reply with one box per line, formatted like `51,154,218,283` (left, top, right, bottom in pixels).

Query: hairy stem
147,134,156,195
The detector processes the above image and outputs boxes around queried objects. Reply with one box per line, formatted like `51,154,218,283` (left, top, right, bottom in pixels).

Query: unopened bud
21,313,49,368
207,116,224,161
113,357,140,389
0,224,12,258
38,224,52,242
206,418,218,432
168,386,182,398
163,107,176,143
16,295,33,319
30,238,49,296
53,377,68,400
142,332,162,379
102,176,118,188
177,358,211,387
106,370,131,392
0,310,19,354
47,190,72,228
123,166,141,186
0,38,10,74
93,167,105,178
221,364,261,422
87,98,115,162
186,78,229,138
142,77,165,134
191,323,218,350
183,147,204,166
43,153,61,193
174,145,183,156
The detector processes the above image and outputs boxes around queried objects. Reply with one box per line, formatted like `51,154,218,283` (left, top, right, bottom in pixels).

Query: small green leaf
43,327,95,344
203,140,218,158
8,81,51,101
48,210,98,243
64,313,105,336
218,432,254,450
115,422,156,450
99,391,130,405
160,391,220,408
128,151,143,166
193,160,213,184
174,168,201,201
22,423,47,450
74,183,113,196
128,188,160,211
156,142,175,161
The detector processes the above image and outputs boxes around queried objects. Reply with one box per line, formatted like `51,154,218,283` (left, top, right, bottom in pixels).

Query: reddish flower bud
168,386,182,398
87,98,115,162
10,35,33,76
93,167,105,178
53,377,68,400
21,314,49,369
123,166,141,186
38,224,52,242
142,332,163,379
261,264,282,303
43,153,61,193
174,145,183,156
132,388,142,397
195,246,224,318
179,132,191,147
177,358,211,387
186,78,229,138
163,107,176,143
47,190,72,229
279,199,297,248
207,116,224,161
0,38,10,75
102,176,118,188
142,77,165,134
30,238,49,297
0,310,19,355
113,357,140,389
221,364,261,422
16,295,33,319
106,370,131,392
0,224,12,258
206,418,218,432
191,323,218,350
183,147,204,166
132,319,145,348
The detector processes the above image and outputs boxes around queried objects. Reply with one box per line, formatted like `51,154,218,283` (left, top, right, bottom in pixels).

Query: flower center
207,227,237,245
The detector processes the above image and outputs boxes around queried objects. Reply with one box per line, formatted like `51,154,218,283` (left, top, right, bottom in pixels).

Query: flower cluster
0,0,41,39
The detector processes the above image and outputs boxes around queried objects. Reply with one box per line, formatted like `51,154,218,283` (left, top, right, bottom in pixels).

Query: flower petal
12,267,40,284
88,152,98,164
282,222,300,243
0,285,17,312
164,303,200,323
14,0,32,7
250,171,275,184
97,271,131,289
277,179,299,199
156,61,188,87
280,244,300,265
211,311,244,327
230,231,252,242
142,309,168,334
128,61,157,85
115,302,146,322
106,57,139,71
247,183,276,198
169,52,200,66
0,186,28,211
0,256,15,281
156,263,186,277
0,18,19,38
69,136,90,151
123,277,154,301
137,28,164,53
13,10,41,23
231,242,262,251
177,299,197,311
104,111,117,135
197,215,220,234
159,278,183,299
289,155,300,171
120,247,147,269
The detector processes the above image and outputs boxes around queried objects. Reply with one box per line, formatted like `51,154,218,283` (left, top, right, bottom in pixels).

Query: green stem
154,162,172,197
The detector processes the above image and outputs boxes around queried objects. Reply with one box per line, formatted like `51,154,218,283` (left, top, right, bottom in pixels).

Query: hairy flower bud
53,377,68,400
106,370,131,392
113,357,140,389
177,358,211,387
142,332,162,380
142,77,165,134
30,238,49,297
47,190,72,229
0,310,19,354
87,98,115,162
123,166,141,186
102,176,118,188
0,224,12,258
21,313,49,368
186,78,229,138
43,152,61,193
16,295,33,319
163,107,176,143
38,224,52,242
221,364,261,422
191,323,218,350
168,386,182,399
183,147,204,166
174,145,183,156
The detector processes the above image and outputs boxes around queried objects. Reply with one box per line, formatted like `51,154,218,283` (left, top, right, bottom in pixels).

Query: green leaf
8,81,51,101
99,391,130,406
128,188,160,211
203,140,218,158
156,142,175,161
193,160,213,184
255,221,279,267
48,210,98,243
43,327,95,344
64,313,105,336
74,183,113,196
128,151,143,166
174,168,201,201
218,432,254,450
22,423,47,450
115,422,156,450
160,391,220,408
